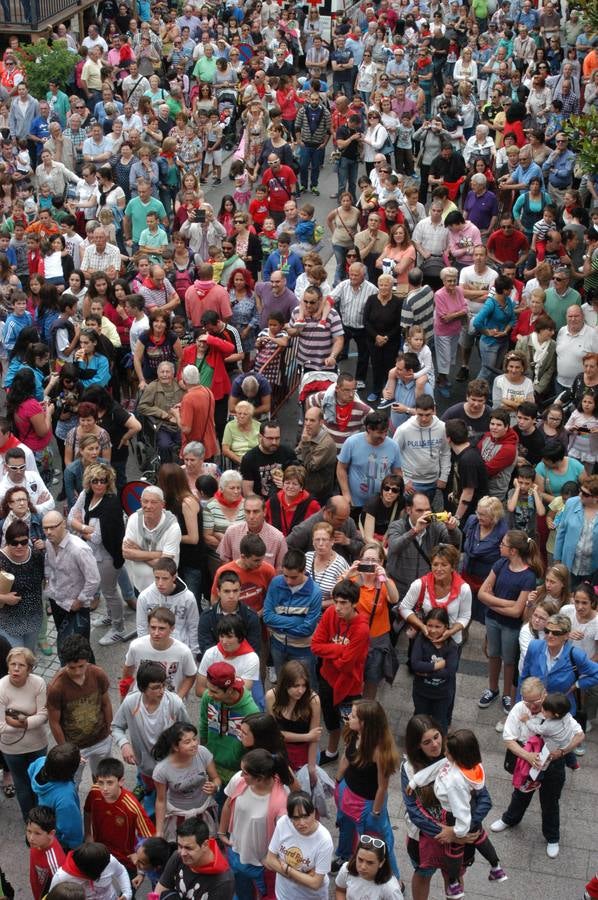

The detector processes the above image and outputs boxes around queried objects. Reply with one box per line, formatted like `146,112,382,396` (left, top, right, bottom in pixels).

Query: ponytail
151,722,197,762
241,747,293,786
505,529,544,578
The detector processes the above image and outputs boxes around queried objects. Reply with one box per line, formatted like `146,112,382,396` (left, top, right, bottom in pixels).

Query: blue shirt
29,115,50,159
542,148,575,189
486,557,536,628
511,160,544,188
338,433,402,507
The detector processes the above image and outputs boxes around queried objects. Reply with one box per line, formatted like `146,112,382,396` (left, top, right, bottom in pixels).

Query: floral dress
229,289,259,353
178,136,203,181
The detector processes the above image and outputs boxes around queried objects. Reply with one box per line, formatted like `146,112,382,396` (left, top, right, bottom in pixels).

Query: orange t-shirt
211,560,275,614
354,580,391,639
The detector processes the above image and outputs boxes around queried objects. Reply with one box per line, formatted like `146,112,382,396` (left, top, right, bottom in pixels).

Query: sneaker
574,744,586,756
92,615,112,628
478,688,500,708
378,398,394,410
490,819,509,833
213,178,221,185
445,882,465,899
586,721,593,734
320,750,339,765
98,628,125,646
495,719,505,733
489,866,508,883
311,186,320,196
330,858,344,873
356,380,366,390
367,392,379,402
267,666,277,684
455,366,469,382
502,695,513,714
329,192,338,199
299,184,308,193
546,842,559,858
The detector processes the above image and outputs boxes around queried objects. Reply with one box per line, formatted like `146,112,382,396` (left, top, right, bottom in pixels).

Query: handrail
257,336,300,416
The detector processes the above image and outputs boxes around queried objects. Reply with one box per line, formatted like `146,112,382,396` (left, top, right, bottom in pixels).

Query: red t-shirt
84,785,155,866
30,837,66,900
261,165,297,212
486,228,529,264
211,560,276,613
248,198,269,226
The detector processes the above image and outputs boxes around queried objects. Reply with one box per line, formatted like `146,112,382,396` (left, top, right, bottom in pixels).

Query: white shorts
204,149,223,165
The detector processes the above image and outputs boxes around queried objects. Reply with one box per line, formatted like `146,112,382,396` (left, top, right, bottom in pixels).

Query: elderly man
218,494,287,571
171,364,218,459
138,264,180,315
544,267,582,332
255,271,296,329
400,268,435,344
287,285,345,374
287,495,365,563
555,305,598,393
136,361,185,460
295,406,338,504
228,373,271,417
330,263,377,390
499,143,544,192
412,199,449,291
44,120,76,173
306,372,372,451
456,245,498,382
542,133,576,208
123,486,182,593
43,511,101,662
81,47,105,110
63,113,88,173
80,226,122,279
463,173,499,237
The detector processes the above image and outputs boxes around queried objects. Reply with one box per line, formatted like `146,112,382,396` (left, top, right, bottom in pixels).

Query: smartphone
358,563,376,573
197,208,207,223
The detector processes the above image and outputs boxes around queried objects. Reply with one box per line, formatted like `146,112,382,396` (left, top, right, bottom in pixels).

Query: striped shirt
289,306,344,369
400,285,435,341
330,278,378,329
306,390,373,450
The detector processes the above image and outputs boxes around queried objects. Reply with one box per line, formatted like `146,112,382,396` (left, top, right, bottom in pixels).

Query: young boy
507,464,546,537
27,743,83,850
27,805,66,900
124,293,149,354
207,243,225,283
259,216,278,257
248,185,270,233
3,291,32,353
9,219,30,286
202,109,223,184
171,314,193,347
514,401,546,466
135,557,200,657
49,841,132,899
61,214,85,270
84,758,154,875
123,606,197,697
49,295,79,364
0,230,17,268
138,210,169,264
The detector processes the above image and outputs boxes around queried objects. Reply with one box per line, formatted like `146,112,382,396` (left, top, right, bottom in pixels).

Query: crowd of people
0,0,597,897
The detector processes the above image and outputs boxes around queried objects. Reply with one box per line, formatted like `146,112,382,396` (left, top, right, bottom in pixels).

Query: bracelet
217,831,228,837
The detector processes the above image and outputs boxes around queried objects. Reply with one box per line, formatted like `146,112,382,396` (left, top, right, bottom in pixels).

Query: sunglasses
360,835,386,850
91,478,108,485
7,464,26,471
382,485,400,494
545,628,566,636
8,538,29,546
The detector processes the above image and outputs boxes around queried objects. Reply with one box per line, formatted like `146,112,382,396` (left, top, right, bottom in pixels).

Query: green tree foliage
16,39,76,99
563,111,598,178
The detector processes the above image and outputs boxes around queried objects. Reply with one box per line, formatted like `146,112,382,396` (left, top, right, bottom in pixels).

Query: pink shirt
434,286,468,337
15,398,52,452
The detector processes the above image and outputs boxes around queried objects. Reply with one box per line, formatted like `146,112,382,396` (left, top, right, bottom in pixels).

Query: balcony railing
0,0,92,32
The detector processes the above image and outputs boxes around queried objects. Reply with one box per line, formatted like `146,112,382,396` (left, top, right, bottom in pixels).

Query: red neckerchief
216,638,254,658
336,400,354,431
214,488,243,509
420,570,465,608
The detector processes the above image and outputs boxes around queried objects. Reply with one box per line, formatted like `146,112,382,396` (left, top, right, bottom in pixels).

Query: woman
303,522,350,608
0,646,48,819
335,833,403,899
569,352,598,408
194,83,215,112
538,404,568,450
399,186,426,233
362,110,390,176
356,50,378,104
74,329,111,389
360,474,404,544
535,441,585,504
0,254,21,310
152,721,220,839
375,223,416,297
158,463,203,605
453,46,478,86
6,369,54,477
63,435,108,510
203,469,245,551
554,474,598,585
62,271,87,312
0,487,44,550
265,791,334,897
345,542,399,699
473,274,517,387
514,315,557,404
378,96,400,153
4,327,41,396
266,661,321,777
222,402,259,467
326,192,361,288
181,442,220,499
528,129,551,166
80,386,141,492
265,466,320,538
333,700,400,877
171,232,196,298
457,81,476,140
462,496,509,624
491,350,535,424
434,267,469,397
231,216,262,284
526,75,551,129
227,268,259,368
64,401,111,467
0,520,45,654
96,165,126,226
113,141,136,201
134,310,183,390
519,596,561,675
220,748,292,900
512,176,552,241
561,583,598,730
258,124,295,174
478,530,543,715
68,462,125,643
178,329,234,405
401,714,490,900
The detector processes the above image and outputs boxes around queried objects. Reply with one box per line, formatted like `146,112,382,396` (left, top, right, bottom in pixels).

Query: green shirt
193,56,217,84
199,689,259,784
138,225,169,262
124,196,167,243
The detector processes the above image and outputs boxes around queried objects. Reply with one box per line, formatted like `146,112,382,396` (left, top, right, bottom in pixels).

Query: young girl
404,324,435,390
152,722,221,840
518,596,561,676
561,583,598,730
266,660,322,777
410,608,459,734
265,791,334,897
333,700,400,877
230,159,254,211
254,310,289,384
130,836,175,891
526,564,569,620
97,207,118,247
335,835,404,900
514,692,584,791
565,392,598,473
217,195,237,237
408,729,507,897
41,237,67,288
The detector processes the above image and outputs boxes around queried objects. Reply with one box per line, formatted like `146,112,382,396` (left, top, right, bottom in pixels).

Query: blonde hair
530,287,546,303
312,521,334,539
476,495,505,524
235,400,255,417
7,646,35,670
83,462,116,494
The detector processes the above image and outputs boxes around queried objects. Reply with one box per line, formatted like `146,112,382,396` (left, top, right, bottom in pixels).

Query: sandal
2,782,15,798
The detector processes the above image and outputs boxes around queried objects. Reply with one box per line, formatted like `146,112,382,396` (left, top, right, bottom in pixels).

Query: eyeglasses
359,836,386,850
7,464,26,471
43,523,62,531
8,538,29,547
545,628,566,636
382,485,400,494
91,477,108,485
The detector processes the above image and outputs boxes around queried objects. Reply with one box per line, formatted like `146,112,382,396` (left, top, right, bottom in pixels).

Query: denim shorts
486,616,520,664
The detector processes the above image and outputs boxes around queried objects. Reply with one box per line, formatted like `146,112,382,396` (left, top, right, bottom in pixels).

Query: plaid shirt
81,242,122,274
63,125,89,163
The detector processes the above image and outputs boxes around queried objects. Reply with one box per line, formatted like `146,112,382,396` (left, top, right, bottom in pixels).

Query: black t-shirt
361,493,404,537
98,403,131,463
454,445,489,524
441,402,491,445
267,62,297,79
336,125,360,161
514,425,546,466
429,153,467,181
240,444,297,498
159,850,235,900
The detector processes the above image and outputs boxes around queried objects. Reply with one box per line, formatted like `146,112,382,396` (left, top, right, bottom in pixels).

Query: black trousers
342,326,369,382
368,339,400,396
501,757,566,843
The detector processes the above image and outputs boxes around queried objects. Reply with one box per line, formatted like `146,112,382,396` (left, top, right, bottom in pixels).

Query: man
267,46,297,79
335,113,362,202
542,133,576,208
123,178,168,251
263,549,322,683
400,268,435,344
80,226,121,279
218,494,287,571
441,378,492,444
382,351,434,430
463,173,499,237
43,511,100,661
445,418,489,526
555,305,598,392
514,402,546,467
63,113,88,174
544,268,582,332
274,200,300,241
477,408,519,501
27,100,52,163
82,122,113,165
295,92,331,197
255,271,297,330
122,59,150,107
0,416,38,473
123,485,181,592
179,204,226,258
456,245,499,381
486,214,529,268
337,412,403,515
386,492,461,597
199,661,259,784
240,420,297,499
287,495,365,563
210,535,274,622
156,816,234,898
123,606,197,697
46,635,112,778
261,155,297,225
524,229,572,281
8,82,39,141
428,142,467,195
171,365,218,458
354,213,387,284
330,263,377,390
81,47,104,110
262,232,303,292
498,144,543,192
0,447,54,515
228,373,271,417
287,285,345,373
412,200,449,291
295,406,338,504
135,557,199,657
312,579,370,764
393,396,451,501
330,34,355,98
185,263,232,328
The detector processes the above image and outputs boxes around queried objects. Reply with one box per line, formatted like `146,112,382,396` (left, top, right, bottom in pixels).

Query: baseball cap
207,661,243,691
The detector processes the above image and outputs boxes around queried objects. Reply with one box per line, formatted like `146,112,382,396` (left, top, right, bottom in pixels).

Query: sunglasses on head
359,835,386,850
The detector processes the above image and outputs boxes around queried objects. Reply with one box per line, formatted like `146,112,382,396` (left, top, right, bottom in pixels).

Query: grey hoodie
393,414,451,485
136,576,199,657
112,690,190,776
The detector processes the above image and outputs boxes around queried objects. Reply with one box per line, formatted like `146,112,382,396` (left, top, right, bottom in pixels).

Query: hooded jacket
409,756,486,837
50,850,131,899
312,606,370,704
394,414,451,485
477,427,518,501
28,757,84,849
179,332,235,401
136,576,199,657
263,574,322,649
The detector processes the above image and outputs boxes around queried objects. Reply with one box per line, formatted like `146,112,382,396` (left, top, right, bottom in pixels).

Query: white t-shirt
124,636,197,693
198,646,260,683
129,315,149,352
268,816,334,900
560,604,598,659
335,862,404,899
458,264,498,317
224,770,270,866
491,375,534,424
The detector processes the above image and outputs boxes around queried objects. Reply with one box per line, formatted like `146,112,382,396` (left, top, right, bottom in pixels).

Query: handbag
504,747,517,774
368,587,400,684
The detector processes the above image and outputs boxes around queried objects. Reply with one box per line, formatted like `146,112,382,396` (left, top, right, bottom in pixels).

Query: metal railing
0,0,88,30
257,336,301,417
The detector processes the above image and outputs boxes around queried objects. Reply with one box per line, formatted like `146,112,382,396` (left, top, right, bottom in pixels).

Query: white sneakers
98,628,125,646
546,843,560,858
490,819,509,833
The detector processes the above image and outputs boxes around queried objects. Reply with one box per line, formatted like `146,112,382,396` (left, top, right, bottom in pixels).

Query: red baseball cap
207,661,243,691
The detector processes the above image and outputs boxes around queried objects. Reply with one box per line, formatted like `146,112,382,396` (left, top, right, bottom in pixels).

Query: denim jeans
179,565,203,610
270,637,318,686
332,244,349,287
478,339,507,386
227,847,266,900
0,626,40,653
299,145,324,189
118,566,135,602
50,599,91,664
337,156,359,201
3,747,47,820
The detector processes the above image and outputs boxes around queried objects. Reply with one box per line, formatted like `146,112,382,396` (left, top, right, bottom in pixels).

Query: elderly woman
0,646,48,819
569,352,598,409
265,465,320,538
136,361,185,464
222,401,260,467
35,148,82,198
68,463,125,646
461,496,508,624
363,273,403,404
129,143,160,198
554,474,598,586
463,125,496,169
492,624,598,856
304,521,349,607
203,469,246,551
0,521,45,653
434,267,468,397
181,441,220,500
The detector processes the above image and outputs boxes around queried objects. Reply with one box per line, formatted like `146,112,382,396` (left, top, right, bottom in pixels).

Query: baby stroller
218,89,239,151
297,369,338,426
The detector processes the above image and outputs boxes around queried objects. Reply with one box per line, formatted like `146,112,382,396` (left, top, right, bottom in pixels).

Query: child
125,293,150,355
378,173,405,207
61,215,85,271
294,203,316,247
138,210,169,264
217,195,237,237
98,207,118,247
27,233,44,278
230,159,254,211
409,729,507,897
404,324,435,390
49,842,132,899
410,608,459,734
248,185,270,233
207,243,225,284
507,465,546,538
565,392,598,473
254,310,289,385
203,108,223,184
15,138,32,181
2,290,33,354
395,111,415,176
26,806,66,900
129,836,175,891
514,692,584,791
83,757,154,876
28,743,83,851
259,216,278,258
531,205,557,260
171,314,193,347
41,235,67,287
545,99,565,144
